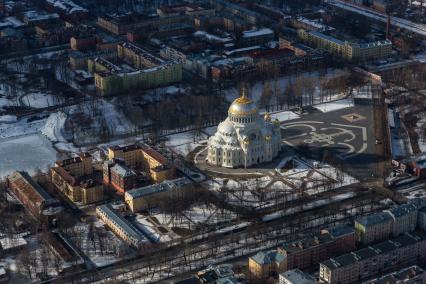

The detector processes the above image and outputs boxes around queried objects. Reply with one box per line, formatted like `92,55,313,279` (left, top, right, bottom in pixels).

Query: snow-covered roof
242,28,274,38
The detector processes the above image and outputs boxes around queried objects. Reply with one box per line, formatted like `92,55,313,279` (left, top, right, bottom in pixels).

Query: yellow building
90,42,182,96
298,29,392,62
51,153,104,205
125,177,191,212
141,147,175,183
248,250,286,279
94,62,182,96
96,204,146,249
55,152,93,177
107,144,175,183
108,144,145,167
51,167,104,205
117,42,163,69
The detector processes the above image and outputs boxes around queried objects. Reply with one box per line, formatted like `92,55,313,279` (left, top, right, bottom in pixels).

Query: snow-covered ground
0,117,46,139
165,130,208,156
41,112,67,143
0,134,57,178
313,98,354,113
134,215,175,243
206,156,357,210
67,222,130,268
21,92,64,108
149,204,237,234
269,111,300,122
0,115,17,123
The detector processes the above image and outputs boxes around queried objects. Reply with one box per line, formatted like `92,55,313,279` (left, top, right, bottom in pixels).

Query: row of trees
257,70,366,112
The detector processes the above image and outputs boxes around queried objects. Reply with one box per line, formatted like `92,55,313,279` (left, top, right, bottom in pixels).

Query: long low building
125,177,191,212
319,232,426,284
298,29,391,62
96,204,148,249
7,171,63,226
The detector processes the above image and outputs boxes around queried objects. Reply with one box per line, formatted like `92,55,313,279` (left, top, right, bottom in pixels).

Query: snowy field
206,156,357,209
21,92,64,108
0,134,57,178
148,204,237,235
314,98,354,113
165,130,208,156
269,111,300,122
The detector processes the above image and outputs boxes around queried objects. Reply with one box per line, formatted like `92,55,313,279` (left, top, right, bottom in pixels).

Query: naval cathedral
207,89,282,168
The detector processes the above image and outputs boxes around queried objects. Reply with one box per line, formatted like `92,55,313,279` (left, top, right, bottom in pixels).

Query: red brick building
110,163,138,194
7,171,62,225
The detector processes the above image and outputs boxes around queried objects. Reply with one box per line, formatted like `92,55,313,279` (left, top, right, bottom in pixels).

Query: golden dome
228,88,258,116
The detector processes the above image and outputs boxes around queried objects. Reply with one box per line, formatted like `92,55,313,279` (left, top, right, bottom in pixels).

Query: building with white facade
207,89,281,168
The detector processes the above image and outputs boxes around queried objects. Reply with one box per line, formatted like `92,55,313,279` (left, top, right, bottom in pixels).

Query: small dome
218,120,236,135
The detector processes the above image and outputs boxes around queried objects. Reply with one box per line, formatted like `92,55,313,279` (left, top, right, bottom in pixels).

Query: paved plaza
281,104,379,179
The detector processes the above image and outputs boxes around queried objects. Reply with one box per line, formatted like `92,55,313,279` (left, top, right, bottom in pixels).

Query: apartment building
96,204,147,249
298,29,392,61
124,177,191,212
109,163,138,193
108,144,144,167
55,152,93,177
355,199,425,244
248,250,286,279
142,147,175,183
51,167,104,204
419,207,426,231
93,61,182,96
385,202,420,237
279,225,356,271
355,211,394,244
319,232,426,284
107,144,175,183
363,265,426,284
117,42,164,69
51,153,104,205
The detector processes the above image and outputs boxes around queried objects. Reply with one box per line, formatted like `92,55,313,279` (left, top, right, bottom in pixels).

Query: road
0,44,70,61
326,0,426,37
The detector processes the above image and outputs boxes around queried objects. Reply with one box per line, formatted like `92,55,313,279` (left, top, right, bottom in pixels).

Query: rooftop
279,269,316,284
125,177,190,199
97,204,145,245
250,250,285,265
8,171,54,203
386,202,422,218
363,265,425,284
142,147,170,166
322,232,426,271
356,211,393,227
111,163,136,178
281,225,354,254
242,28,274,38
327,225,355,238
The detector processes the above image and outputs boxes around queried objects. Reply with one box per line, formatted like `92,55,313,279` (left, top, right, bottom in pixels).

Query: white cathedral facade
207,91,281,168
